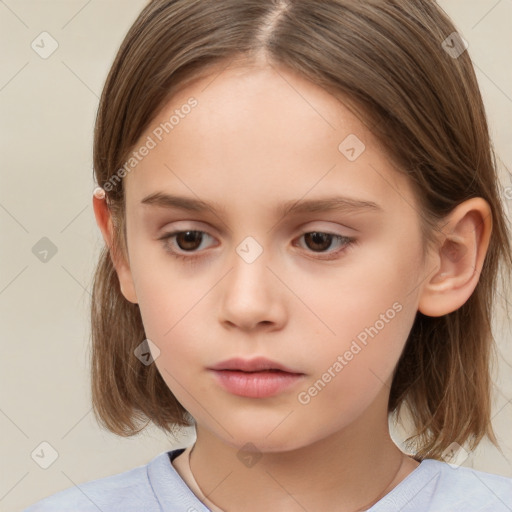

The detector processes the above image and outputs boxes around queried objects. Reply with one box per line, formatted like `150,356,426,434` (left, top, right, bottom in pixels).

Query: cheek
137,289,206,360
131,263,217,370
292,303,416,441
127,241,204,339
292,238,420,342
291,239,421,395
302,305,412,396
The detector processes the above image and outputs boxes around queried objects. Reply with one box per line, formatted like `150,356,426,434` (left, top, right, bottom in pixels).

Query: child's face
120,63,433,451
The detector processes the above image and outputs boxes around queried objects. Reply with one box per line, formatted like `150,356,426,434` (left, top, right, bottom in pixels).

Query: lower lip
210,370,304,398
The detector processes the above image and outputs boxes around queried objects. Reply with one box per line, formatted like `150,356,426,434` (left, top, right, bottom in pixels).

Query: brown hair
90,0,512,460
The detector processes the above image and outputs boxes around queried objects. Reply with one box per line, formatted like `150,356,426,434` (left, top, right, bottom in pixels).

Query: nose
217,243,287,332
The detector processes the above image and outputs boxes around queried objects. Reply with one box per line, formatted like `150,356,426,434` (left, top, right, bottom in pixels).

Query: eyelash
158,230,356,263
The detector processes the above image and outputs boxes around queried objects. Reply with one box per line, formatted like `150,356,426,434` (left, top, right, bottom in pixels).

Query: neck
187,394,418,512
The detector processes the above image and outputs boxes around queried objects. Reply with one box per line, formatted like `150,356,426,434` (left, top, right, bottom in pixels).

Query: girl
25,0,512,510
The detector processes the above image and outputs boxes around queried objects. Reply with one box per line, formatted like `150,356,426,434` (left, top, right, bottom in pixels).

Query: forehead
123,63,414,214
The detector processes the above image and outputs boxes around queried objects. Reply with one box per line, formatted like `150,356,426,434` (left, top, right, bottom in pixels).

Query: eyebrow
140,192,382,217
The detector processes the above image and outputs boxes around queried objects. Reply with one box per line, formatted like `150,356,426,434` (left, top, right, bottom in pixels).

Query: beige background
1,1,511,510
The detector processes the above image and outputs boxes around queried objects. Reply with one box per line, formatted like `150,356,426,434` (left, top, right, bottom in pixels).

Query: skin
93,59,492,511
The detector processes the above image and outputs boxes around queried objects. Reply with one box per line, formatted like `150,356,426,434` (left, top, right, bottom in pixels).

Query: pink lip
209,357,300,373
208,357,305,398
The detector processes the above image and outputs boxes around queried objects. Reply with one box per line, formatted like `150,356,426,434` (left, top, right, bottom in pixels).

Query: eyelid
158,220,220,236
294,220,357,234
158,220,354,242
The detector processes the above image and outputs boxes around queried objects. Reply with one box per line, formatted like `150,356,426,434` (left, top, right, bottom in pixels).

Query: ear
92,193,138,304
418,197,492,317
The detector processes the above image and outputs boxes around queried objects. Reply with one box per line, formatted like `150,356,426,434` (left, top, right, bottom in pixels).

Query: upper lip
209,357,302,374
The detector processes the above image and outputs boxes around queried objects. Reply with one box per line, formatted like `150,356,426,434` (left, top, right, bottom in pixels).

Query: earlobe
418,198,492,317
92,191,139,304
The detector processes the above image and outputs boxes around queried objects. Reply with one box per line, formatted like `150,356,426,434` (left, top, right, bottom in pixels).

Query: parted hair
90,0,512,460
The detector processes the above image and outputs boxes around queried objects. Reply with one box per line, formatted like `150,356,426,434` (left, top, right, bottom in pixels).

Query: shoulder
425,459,512,506
22,451,173,512
373,458,512,512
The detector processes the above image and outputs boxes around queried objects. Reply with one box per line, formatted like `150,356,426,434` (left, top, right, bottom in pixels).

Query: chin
208,419,325,455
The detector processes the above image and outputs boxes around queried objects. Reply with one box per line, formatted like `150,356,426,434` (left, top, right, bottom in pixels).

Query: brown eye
174,231,204,251
159,230,216,260
303,232,335,252
295,231,355,260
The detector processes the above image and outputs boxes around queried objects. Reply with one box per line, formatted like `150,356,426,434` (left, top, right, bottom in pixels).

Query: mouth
209,356,301,373
208,357,305,398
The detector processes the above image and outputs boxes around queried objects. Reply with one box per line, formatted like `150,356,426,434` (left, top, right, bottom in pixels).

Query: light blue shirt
23,448,512,511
